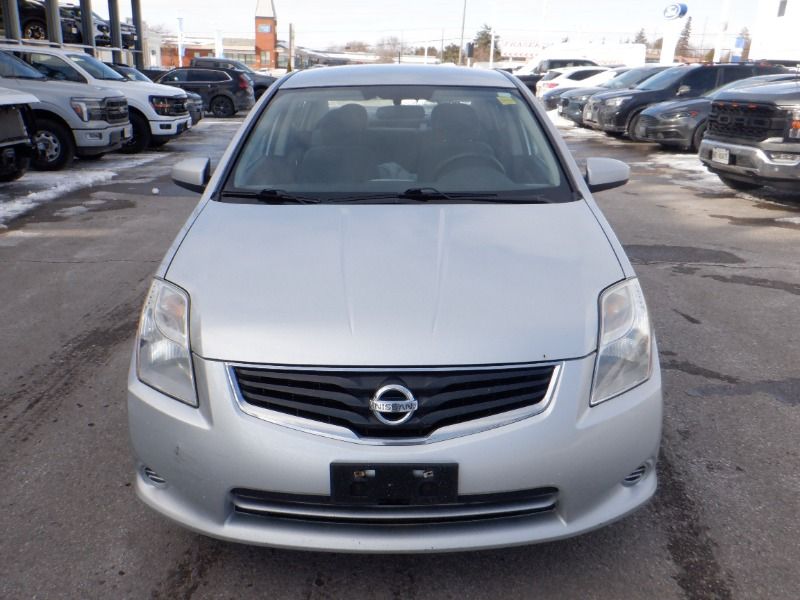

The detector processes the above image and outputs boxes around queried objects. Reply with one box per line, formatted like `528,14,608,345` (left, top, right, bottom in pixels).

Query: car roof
281,64,516,89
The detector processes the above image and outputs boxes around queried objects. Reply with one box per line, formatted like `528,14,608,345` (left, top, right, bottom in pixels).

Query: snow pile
0,154,160,226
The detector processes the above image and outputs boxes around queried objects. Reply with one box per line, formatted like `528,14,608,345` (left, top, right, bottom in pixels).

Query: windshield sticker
497,93,517,106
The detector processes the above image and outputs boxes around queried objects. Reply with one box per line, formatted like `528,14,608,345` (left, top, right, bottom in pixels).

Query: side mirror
677,84,691,96
584,157,630,193
172,157,211,193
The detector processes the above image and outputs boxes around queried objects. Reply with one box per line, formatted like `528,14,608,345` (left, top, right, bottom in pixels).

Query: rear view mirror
584,157,630,193
172,157,211,193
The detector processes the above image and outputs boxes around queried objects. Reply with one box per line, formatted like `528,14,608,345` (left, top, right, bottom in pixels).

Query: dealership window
778,0,787,16
261,51,271,64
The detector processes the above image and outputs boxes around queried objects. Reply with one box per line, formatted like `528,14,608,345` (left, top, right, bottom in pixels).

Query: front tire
32,118,75,171
209,96,236,118
22,18,48,40
718,176,763,192
0,153,30,182
120,112,151,154
691,123,707,153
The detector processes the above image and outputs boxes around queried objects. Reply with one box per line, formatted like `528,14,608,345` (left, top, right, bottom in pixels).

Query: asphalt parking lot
1,113,798,600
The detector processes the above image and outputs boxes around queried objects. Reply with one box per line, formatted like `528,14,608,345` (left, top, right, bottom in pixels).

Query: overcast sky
110,0,759,50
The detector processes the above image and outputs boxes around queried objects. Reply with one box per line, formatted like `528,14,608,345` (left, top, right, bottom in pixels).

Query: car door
159,68,190,93
186,69,229,108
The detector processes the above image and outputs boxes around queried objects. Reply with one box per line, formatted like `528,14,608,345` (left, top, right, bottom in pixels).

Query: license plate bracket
711,147,730,164
331,463,458,505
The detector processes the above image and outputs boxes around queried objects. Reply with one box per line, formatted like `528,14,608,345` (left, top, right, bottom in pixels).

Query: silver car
128,64,662,553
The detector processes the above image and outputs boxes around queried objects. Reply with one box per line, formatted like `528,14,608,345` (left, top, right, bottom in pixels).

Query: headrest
315,103,368,145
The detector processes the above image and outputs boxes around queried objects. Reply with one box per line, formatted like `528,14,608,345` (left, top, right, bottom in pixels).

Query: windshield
604,67,661,90
68,53,126,81
118,66,151,82
225,85,572,203
0,51,45,79
636,66,692,91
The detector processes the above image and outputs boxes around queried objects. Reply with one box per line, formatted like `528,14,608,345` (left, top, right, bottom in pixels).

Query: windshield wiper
220,189,321,204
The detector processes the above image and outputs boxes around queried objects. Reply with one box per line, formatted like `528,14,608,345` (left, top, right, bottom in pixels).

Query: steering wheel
433,153,506,179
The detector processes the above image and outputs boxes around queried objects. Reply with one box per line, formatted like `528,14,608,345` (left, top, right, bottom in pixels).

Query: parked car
57,4,111,46
5,0,81,43
541,67,627,110
128,64,662,553
634,73,800,151
700,80,800,191
535,66,610,98
190,56,276,99
155,67,255,117
4,45,191,152
0,50,130,169
558,65,670,127
514,58,599,92
106,61,202,125
0,86,37,181
584,63,787,138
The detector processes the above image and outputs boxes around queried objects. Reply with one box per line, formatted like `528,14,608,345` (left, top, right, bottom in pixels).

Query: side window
720,67,754,85
207,71,230,82
187,70,211,82
570,69,606,81
161,70,187,82
679,68,719,95
19,52,85,83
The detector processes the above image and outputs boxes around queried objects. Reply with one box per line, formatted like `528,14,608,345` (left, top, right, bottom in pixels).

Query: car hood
642,97,709,116
0,77,124,99
0,86,38,105
166,200,624,366
561,86,605,99
714,81,800,104
100,80,187,98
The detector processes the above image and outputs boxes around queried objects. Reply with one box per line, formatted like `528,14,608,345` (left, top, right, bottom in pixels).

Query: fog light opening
622,464,648,487
143,466,167,487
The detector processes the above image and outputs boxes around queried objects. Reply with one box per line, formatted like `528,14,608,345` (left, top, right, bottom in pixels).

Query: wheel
627,113,644,140
32,118,75,171
0,153,30,182
433,153,506,180
254,87,267,100
718,176,763,192
120,112,151,154
690,122,707,153
209,96,236,118
22,18,48,40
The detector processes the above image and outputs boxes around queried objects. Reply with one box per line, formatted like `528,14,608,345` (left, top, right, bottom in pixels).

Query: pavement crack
661,360,741,385
687,378,800,406
150,538,221,600
673,310,702,325
700,274,800,296
655,450,735,600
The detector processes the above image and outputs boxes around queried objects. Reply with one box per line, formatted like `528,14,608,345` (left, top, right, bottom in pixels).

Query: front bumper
699,138,800,189
128,353,662,553
559,100,587,125
148,116,192,138
74,123,131,154
635,117,695,148
587,103,628,133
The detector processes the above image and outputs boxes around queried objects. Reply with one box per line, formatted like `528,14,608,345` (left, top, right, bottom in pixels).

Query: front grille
638,115,658,129
104,98,129,124
0,107,28,144
231,486,559,525
164,97,189,116
708,101,786,142
233,364,557,439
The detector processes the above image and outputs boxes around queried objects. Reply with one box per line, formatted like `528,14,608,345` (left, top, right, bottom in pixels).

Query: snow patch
53,206,90,218
776,216,800,225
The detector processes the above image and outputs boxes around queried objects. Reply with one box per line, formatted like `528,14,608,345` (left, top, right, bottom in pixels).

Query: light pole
458,0,467,65
177,17,184,67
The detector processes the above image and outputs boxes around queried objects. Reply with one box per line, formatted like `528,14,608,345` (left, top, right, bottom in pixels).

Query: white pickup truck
2,44,192,154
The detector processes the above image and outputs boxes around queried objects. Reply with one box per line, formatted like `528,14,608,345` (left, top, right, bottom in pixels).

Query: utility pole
177,17,184,68
288,23,294,71
440,29,444,61
489,0,497,68
458,0,467,65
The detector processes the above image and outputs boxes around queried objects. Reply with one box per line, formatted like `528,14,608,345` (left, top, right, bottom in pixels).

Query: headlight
70,97,104,122
604,96,632,108
149,95,173,116
590,278,652,405
662,110,699,120
575,94,591,103
784,108,800,140
136,279,197,406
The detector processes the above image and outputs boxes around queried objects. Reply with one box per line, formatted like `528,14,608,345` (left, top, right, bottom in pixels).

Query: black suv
190,57,276,99
1,0,81,43
585,63,786,138
156,67,255,117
